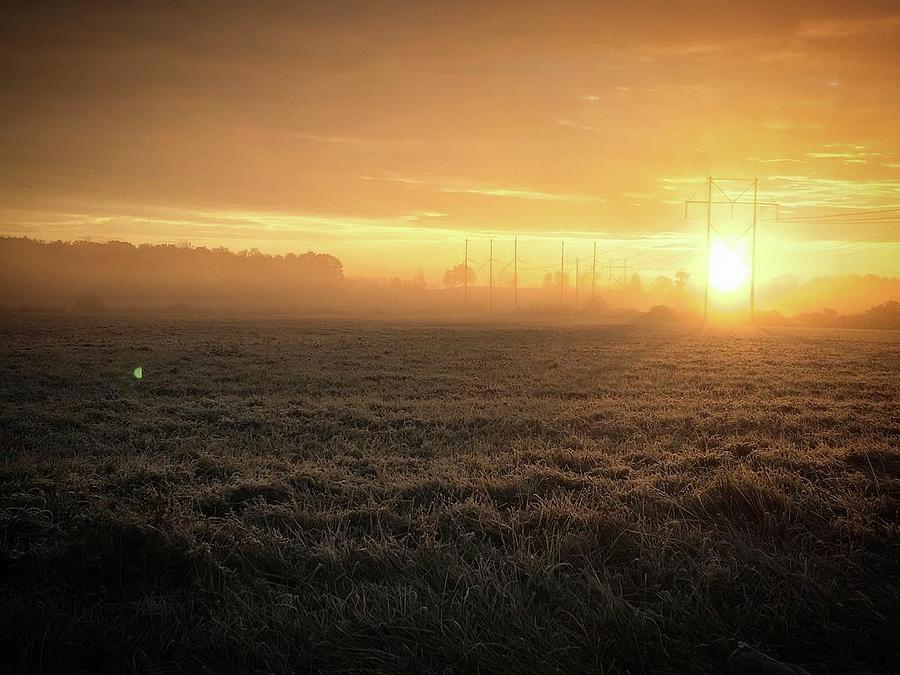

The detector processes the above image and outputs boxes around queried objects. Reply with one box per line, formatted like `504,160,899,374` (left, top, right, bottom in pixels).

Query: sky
1,1,899,283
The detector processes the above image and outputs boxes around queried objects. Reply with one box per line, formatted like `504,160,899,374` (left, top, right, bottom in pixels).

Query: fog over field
1,316,897,673
3,237,899,323
3,2,900,672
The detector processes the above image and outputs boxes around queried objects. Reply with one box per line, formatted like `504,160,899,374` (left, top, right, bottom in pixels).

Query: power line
796,230,900,258
778,206,900,221
590,226,694,261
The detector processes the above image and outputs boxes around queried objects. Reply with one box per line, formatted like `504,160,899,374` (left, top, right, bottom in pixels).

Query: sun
708,241,749,293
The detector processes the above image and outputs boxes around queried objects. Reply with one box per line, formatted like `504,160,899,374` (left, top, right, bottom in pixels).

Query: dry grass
1,315,898,673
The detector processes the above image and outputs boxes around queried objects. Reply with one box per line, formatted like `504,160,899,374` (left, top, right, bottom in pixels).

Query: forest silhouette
0,237,344,313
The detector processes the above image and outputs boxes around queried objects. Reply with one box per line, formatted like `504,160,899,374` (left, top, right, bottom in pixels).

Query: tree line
0,237,344,312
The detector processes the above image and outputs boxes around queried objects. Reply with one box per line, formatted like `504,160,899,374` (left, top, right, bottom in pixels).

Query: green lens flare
133,366,143,380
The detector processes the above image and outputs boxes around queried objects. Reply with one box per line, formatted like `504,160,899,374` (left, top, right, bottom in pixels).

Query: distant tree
551,271,569,288
675,270,690,291
629,273,643,291
443,264,475,289
857,300,900,329
652,275,673,292
0,236,344,312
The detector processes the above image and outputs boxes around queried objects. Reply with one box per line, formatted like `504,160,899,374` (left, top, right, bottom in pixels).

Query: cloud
767,175,900,209
645,83,713,97
555,119,594,131
747,157,802,164
440,187,601,203
799,15,900,39
0,205,468,247
805,143,883,165
401,211,449,221
757,49,818,65
362,175,605,203
659,174,900,211
282,132,363,144
640,42,724,57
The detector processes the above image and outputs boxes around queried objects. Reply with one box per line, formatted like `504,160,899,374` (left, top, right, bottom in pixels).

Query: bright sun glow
708,241,749,293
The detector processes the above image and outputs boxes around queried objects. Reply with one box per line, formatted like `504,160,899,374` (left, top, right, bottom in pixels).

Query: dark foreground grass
0,315,898,673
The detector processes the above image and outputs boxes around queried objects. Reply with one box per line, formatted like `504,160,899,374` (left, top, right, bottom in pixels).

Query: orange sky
1,1,899,283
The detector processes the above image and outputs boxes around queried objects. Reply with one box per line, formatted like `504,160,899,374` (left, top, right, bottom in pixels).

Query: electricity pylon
685,177,778,321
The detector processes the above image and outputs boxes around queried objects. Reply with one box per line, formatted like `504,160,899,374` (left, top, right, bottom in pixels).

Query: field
1,315,898,673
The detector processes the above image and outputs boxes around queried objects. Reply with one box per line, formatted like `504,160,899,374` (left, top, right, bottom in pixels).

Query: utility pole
750,177,758,321
591,242,597,302
575,258,580,309
464,238,469,306
623,257,628,288
608,258,612,291
704,176,712,323
559,241,565,306
513,236,518,311
489,237,493,313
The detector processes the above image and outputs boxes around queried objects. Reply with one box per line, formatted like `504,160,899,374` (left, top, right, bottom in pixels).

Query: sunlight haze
1,2,898,285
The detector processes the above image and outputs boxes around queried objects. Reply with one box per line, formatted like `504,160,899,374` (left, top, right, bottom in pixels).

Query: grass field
1,315,898,673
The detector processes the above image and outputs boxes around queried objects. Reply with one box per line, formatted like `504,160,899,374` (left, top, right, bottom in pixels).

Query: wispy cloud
758,49,818,65
274,130,422,151
805,143,883,165
362,175,605,203
0,206,467,247
282,132,363,144
659,174,900,210
746,157,802,164
439,185,602,203
555,118,594,131
645,83,713,98
767,175,900,209
641,43,724,57
799,15,900,39
401,211,449,221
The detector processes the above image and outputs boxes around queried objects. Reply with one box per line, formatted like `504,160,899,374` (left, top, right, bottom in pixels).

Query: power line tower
463,238,469,306
513,236,518,311
559,241,565,306
684,177,778,321
575,258,580,308
489,237,493,313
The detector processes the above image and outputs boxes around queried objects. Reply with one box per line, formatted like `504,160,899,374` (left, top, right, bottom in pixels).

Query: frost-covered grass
1,316,898,673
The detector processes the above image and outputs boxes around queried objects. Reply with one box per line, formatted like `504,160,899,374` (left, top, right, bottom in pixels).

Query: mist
3,237,897,325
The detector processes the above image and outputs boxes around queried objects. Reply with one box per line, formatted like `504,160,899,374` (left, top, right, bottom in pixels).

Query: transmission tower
685,177,778,321
559,241,565,306
464,238,469,306
489,237,493,313
513,236,518,310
